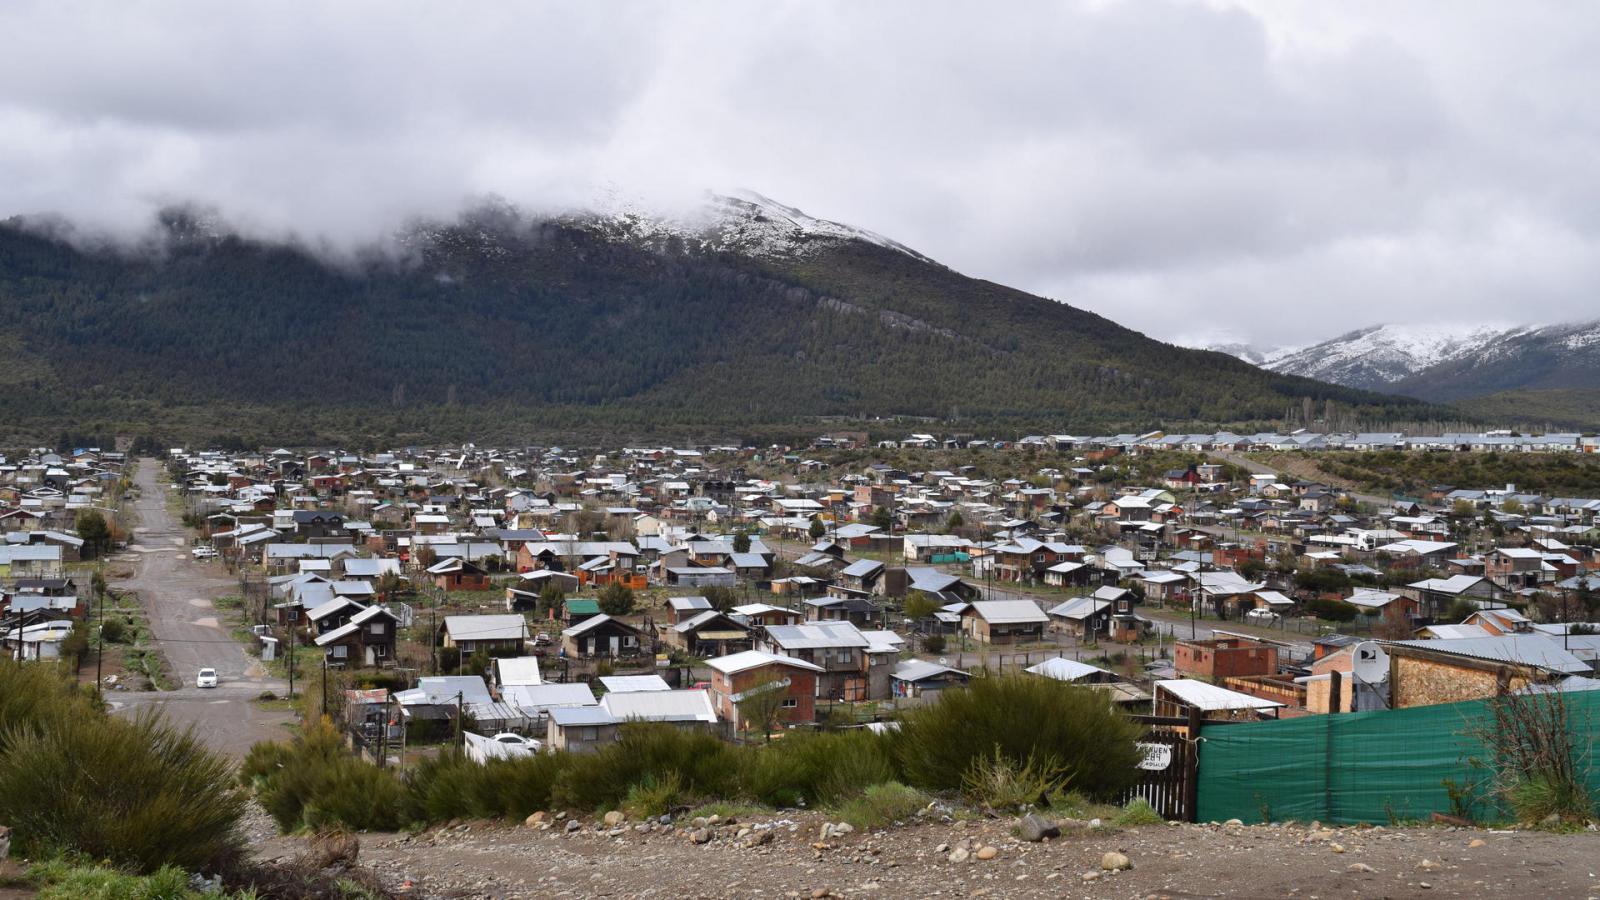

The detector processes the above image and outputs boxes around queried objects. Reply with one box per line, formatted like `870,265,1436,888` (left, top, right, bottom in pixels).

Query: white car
191,546,218,559
195,667,219,688
491,732,541,752
1245,608,1281,624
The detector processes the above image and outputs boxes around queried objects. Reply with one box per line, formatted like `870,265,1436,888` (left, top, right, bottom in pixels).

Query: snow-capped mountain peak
582,189,939,265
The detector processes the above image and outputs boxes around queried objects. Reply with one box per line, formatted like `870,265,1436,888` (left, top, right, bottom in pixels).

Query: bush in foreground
0,711,244,873
243,718,404,833
891,674,1143,799
0,658,243,874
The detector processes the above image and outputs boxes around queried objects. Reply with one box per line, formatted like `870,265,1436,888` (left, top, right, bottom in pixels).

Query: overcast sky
5,1,1600,347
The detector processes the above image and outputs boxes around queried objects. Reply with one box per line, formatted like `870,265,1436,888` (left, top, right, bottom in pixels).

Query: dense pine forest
0,207,1448,444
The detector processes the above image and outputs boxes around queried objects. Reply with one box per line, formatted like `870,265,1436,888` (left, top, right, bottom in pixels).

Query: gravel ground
253,810,1600,899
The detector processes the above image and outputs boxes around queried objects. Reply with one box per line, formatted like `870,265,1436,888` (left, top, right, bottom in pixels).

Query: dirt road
265,810,1600,899
105,459,292,758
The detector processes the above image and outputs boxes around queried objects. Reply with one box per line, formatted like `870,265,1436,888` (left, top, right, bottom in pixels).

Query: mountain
1205,320,1600,428
0,195,1444,443
1247,323,1528,392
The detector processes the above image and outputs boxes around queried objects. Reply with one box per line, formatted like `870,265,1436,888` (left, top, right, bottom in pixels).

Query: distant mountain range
1201,321,1600,428
0,192,1442,443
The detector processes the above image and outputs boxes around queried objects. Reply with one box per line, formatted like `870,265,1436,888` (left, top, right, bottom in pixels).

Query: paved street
105,459,293,758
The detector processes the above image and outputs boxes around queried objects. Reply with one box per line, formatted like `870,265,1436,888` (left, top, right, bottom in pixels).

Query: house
428,557,491,592
561,614,648,659
600,689,720,732
890,658,972,699
599,674,671,693
1025,656,1119,684
805,595,878,626
1175,637,1279,680
1045,596,1112,639
664,566,737,588
1153,678,1283,721
958,600,1049,644
443,614,529,655
491,656,544,691
1382,637,1589,708
1463,607,1533,635
3,619,74,660
758,621,873,701
667,610,753,658
705,650,823,732
546,706,622,753
666,595,714,624
502,682,599,718
1485,548,1545,591
731,603,803,628
313,604,399,668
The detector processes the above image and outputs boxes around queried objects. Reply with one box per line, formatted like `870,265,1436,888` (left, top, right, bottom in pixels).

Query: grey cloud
4,0,1600,346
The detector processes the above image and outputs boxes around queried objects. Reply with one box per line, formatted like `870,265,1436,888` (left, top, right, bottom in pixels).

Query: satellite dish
939,657,949,666
1352,642,1390,683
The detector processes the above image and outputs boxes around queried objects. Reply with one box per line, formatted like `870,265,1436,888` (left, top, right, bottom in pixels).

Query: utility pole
378,694,390,768
287,623,296,698
94,585,105,700
321,657,329,716
455,690,465,747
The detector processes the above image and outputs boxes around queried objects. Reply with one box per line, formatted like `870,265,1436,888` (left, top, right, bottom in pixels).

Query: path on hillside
105,459,292,758
1210,449,1393,507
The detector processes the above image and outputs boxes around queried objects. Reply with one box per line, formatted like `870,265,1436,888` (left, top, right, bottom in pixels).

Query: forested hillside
0,206,1446,443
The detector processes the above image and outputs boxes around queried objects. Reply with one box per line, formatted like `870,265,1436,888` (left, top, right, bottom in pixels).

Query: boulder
1018,813,1060,843
1100,851,1132,872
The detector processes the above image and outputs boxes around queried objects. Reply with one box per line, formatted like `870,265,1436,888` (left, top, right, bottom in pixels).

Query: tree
871,506,894,531
903,590,941,622
415,546,438,569
922,633,946,654
944,510,964,532
75,509,111,557
598,582,636,616
537,582,566,617
732,530,751,554
808,516,827,540
735,672,789,741
1502,497,1525,516
703,585,738,612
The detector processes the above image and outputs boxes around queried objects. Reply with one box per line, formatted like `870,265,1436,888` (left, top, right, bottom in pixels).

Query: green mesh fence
1196,690,1600,825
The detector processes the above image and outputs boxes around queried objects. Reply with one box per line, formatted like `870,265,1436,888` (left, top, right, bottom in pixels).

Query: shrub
622,772,684,819
0,710,245,873
739,729,897,808
243,718,405,833
891,674,1142,800
833,782,929,830
99,617,128,644
1111,797,1165,827
552,725,736,812
0,658,97,755
960,745,1069,811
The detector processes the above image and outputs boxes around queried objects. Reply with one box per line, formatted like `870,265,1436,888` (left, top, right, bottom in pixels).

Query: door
609,635,620,656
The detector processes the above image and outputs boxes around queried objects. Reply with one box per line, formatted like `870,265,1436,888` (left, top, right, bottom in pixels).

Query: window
370,622,386,635
836,650,853,664
780,698,798,709
331,645,348,659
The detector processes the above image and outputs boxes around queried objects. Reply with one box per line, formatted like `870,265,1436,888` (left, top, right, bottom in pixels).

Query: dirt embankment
252,808,1600,899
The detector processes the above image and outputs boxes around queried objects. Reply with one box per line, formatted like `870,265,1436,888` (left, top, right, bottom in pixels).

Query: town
4,432,1600,895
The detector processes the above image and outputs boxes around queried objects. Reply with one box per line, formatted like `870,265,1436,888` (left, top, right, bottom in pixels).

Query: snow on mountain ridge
581,189,938,265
